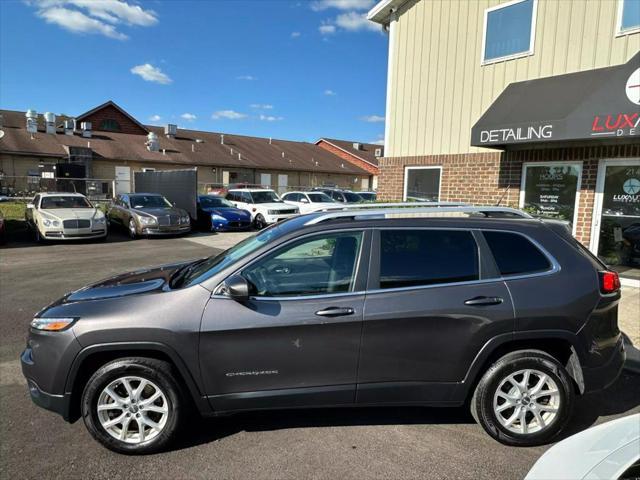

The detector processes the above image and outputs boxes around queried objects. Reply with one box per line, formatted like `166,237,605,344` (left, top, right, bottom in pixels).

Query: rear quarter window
483,231,552,276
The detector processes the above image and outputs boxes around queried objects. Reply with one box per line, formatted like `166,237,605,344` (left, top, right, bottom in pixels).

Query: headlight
137,215,157,225
210,214,226,222
181,215,190,224
30,317,77,331
94,216,106,224
267,210,276,215
41,218,60,227
293,208,299,214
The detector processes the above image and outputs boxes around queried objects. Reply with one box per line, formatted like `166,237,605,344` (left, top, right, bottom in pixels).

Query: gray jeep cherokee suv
21,207,625,454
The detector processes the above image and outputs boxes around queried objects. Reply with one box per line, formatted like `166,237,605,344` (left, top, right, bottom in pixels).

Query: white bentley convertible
26,192,107,242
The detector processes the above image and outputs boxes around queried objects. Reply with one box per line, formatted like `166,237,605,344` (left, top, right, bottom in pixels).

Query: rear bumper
582,335,626,393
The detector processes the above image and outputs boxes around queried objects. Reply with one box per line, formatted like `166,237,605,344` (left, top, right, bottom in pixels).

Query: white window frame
616,0,640,36
519,161,582,236
481,0,538,66
403,166,442,202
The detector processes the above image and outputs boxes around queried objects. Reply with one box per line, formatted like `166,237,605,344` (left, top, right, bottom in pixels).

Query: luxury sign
591,68,640,138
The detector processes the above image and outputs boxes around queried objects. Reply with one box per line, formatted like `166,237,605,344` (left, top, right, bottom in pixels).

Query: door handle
464,296,503,306
315,307,355,317
273,266,290,274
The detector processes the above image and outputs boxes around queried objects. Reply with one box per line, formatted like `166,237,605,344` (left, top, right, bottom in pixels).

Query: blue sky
0,0,388,144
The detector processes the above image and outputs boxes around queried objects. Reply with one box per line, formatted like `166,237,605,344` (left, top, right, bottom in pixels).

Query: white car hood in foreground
525,414,640,480
40,208,101,221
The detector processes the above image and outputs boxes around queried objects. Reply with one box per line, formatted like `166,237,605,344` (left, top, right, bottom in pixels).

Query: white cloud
37,6,128,39
361,115,385,123
28,0,157,39
324,89,337,96
180,113,197,121
149,114,161,122
250,104,274,110
212,110,247,120
130,64,172,84
335,11,380,31
370,133,384,145
236,75,256,81
311,0,374,11
291,31,301,38
319,22,336,35
259,114,284,122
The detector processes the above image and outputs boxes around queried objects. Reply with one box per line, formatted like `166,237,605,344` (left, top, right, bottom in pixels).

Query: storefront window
404,167,441,202
596,163,640,280
483,0,536,63
520,163,581,231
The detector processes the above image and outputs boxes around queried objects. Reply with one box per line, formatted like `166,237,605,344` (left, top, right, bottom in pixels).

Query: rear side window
483,231,552,276
379,230,479,289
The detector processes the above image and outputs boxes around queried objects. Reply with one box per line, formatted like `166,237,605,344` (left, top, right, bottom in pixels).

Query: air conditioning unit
353,142,362,150
81,122,92,138
165,124,177,138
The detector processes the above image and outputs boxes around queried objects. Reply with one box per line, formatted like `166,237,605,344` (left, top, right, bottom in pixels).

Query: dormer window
100,118,121,132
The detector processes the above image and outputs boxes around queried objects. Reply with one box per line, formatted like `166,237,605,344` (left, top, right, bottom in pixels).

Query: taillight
599,271,621,294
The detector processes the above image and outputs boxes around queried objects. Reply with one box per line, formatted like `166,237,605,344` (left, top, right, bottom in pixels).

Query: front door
590,159,640,284
357,228,514,404
199,230,369,411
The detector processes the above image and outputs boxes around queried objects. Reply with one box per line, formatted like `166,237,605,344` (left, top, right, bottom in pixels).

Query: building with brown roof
316,138,382,190
0,101,374,197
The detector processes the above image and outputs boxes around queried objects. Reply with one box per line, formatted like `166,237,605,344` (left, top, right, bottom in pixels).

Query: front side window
41,196,92,209
483,0,536,63
251,191,281,203
483,231,552,276
308,192,334,203
404,167,441,202
242,232,363,297
619,0,640,33
379,230,479,289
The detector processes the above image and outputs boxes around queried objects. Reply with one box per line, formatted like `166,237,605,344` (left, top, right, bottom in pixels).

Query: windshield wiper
170,258,208,288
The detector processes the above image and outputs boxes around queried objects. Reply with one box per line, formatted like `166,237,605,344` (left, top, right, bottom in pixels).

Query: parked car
525,413,640,480
25,192,107,242
281,190,338,213
195,195,252,232
313,187,364,203
107,193,191,239
21,205,625,454
0,211,6,244
357,191,377,202
226,188,299,229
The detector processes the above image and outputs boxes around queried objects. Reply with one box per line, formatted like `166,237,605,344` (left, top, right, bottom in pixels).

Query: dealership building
0,101,378,196
368,0,640,284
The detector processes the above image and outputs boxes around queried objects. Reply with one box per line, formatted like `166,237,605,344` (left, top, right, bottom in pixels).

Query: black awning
471,51,640,149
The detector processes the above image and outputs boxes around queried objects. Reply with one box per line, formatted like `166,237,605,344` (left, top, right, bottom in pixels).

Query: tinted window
252,191,281,203
343,192,363,203
242,232,363,297
379,230,479,289
483,231,552,276
199,196,235,208
308,193,334,203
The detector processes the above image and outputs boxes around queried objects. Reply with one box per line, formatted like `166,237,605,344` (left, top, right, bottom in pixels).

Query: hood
44,260,199,307
201,207,250,218
131,206,187,217
41,208,100,220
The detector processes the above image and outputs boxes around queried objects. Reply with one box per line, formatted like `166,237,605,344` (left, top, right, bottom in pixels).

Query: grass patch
0,202,27,221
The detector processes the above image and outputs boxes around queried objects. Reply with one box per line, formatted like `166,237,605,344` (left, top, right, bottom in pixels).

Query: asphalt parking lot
1,231,639,480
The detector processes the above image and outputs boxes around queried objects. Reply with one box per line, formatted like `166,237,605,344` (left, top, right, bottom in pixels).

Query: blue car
196,195,252,232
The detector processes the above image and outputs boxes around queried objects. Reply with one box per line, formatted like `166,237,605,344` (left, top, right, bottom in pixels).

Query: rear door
200,229,370,411
357,228,514,404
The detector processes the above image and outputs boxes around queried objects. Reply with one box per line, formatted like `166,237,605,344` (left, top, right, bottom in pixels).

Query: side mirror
224,274,250,302
26,203,35,209
300,198,309,203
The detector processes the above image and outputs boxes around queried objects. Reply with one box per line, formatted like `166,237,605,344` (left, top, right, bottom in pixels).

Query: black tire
128,218,138,239
471,350,574,447
34,225,45,244
81,357,183,455
254,214,266,230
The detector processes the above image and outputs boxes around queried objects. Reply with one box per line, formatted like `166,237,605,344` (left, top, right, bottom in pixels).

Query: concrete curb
623,337,640,375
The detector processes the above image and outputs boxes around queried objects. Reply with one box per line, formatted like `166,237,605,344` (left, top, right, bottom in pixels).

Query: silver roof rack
304,204,533,225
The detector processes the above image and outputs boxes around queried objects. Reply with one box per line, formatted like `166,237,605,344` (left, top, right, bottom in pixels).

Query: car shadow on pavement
169,372,639,452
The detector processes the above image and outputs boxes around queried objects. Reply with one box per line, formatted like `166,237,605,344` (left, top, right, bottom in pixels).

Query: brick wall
378,144,640,246
79,104,148,135
316,140,380,176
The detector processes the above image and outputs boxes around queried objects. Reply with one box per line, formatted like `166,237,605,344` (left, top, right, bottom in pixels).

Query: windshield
41,196,92,209
308,193,334,203
183,225,283,286
130,195,172,209
344,192,363,203
199,196,235,208
251,191,282,203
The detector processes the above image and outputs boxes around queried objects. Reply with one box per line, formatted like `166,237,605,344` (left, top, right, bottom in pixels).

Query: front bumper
582,335,626,393
142,225,191,235
43,228,106,240
24,375,71,420
264,213,298,224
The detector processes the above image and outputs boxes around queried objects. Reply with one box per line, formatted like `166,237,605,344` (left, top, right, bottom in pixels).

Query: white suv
226,188,299,229
281,191,338,214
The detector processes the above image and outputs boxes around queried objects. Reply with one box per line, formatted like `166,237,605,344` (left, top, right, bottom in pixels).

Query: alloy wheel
492,369,560,435
96,376,169,444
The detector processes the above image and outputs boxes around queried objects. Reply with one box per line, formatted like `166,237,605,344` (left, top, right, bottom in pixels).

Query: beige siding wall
387,0,640,157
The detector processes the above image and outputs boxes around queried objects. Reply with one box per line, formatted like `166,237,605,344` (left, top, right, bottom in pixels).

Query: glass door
592,160,640,281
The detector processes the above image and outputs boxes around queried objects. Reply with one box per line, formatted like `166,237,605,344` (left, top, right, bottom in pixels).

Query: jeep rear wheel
471,350,574,446
81,357,182,454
